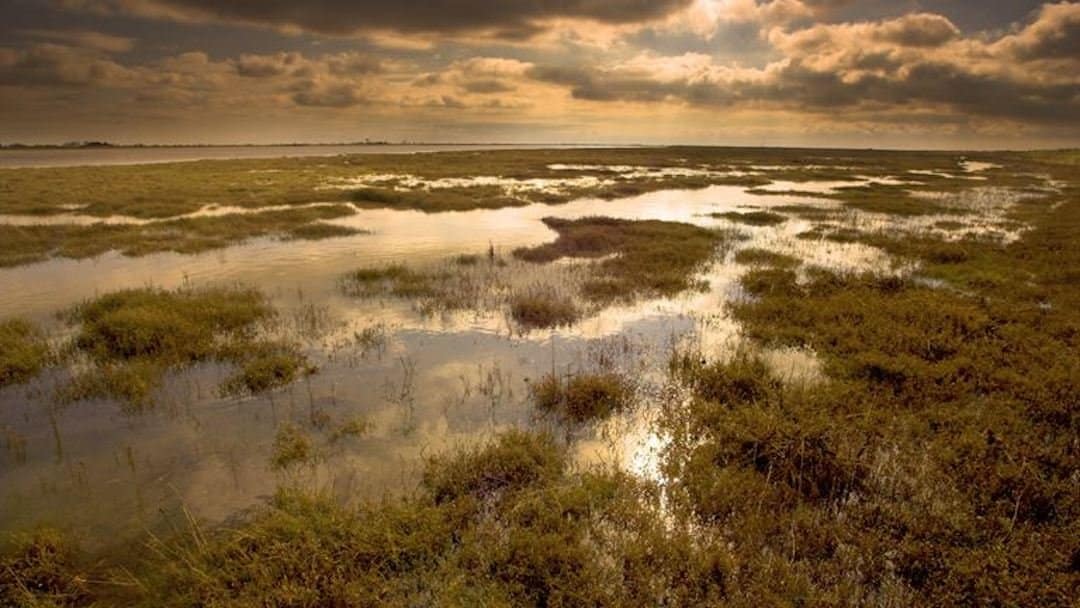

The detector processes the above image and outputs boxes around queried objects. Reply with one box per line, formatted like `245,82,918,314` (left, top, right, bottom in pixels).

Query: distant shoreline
0,141,603,150
0,142,612,169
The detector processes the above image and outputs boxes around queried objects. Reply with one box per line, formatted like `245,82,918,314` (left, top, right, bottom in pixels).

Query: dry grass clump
509,287,580,329
422,430,566,504
341,264,445,299
0,318,51,388
732,247,800,269
530,371,632,423
61,286,310,407
269,423,313,470
711,210,787,226
738,267,801,297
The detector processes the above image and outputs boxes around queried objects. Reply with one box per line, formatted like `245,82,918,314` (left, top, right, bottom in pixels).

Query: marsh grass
0,529,92,608
327,416,370,443
269,423,313,470
61,286,309,407
0,147,1051,269
0,205,364,267
117,430,729,607
732,247,800,269
509,287,580,329
530,371,633,424
0,318,51,388
711,210,787,226
658,172,1080,604
219,342,312,397
513,216,725,303
342,217,726,329
3,149,1078,607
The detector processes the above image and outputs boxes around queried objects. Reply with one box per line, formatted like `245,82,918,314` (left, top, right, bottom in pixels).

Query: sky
1,0,1077,148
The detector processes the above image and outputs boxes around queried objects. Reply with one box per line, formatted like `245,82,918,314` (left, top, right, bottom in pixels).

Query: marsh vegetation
341,216,729,329
1,147,1077,606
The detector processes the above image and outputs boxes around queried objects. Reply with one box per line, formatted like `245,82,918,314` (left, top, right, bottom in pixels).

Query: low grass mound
351,185,529,211
220,342,311,397
63,286,309,407
341,264,444,299
711,210,787,226
513,216,723,302
269,423,313,470
422,430,566,504
0,318,51,388
738,267,800,297
733,247,800,269
530,372,632,423
509,288,579,329
771,204,840,221
669,350,782,406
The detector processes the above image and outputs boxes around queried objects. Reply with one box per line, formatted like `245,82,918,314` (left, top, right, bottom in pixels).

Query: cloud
235,52,301,77
0,43,134,87
289,79,368,107
996,1,1080,60
526,4,1080,125
64,0,695,38
461,79,516,94
873,13,960,47
21,29,135,53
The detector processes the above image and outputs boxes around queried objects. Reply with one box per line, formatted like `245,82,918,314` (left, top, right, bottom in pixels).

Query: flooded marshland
1,147,1077,605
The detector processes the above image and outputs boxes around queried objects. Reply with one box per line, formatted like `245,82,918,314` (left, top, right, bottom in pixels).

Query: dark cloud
0,43,132,87
235,52,300,77
71,0,694,37
326,53,383,76
528,30,1080,124
1000,2,1080,60
289,79,368,107
460,78,516,94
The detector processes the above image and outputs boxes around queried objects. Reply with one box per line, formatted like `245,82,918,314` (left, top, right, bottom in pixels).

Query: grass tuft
509,288,580,329
733,247,800,269
530,372,632,423
0,319,51,388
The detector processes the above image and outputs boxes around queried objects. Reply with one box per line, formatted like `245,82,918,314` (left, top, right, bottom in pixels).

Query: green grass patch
220,342,312,397
61,286,309,407
530,372,632,423
0,318,51,388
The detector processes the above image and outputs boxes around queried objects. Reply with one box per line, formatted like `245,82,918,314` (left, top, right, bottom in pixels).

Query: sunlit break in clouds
1,0,1078,147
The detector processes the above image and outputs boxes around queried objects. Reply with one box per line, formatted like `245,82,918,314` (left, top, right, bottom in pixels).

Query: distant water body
0,143,605,168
